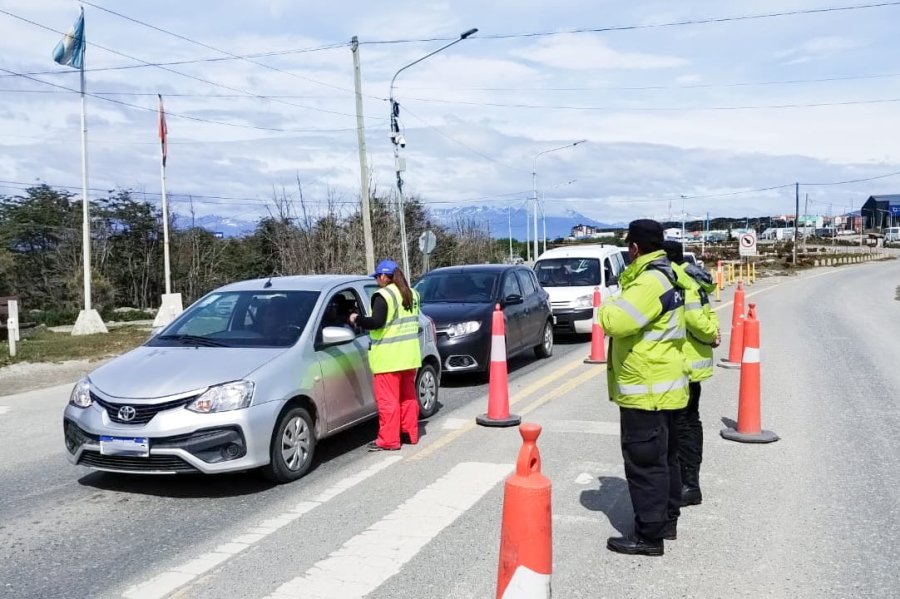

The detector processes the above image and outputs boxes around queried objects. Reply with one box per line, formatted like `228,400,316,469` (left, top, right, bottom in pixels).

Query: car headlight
575,294,595,308
69,379,92,408
186,381,255,413
446,321,482,338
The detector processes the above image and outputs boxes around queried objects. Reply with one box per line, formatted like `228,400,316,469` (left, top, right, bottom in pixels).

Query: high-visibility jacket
673,263,719,382
598,250,689,411
369,284,422,374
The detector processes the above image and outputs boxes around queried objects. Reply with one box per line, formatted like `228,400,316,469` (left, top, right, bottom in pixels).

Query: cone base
476,413,521,428
584,357,607,364
717,360,741,369
720,427,779,443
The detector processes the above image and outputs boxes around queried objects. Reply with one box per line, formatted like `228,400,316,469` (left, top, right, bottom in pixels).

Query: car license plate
99,435,149,457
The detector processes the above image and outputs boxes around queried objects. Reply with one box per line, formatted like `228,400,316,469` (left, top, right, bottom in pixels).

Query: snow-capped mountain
173,214,259,238
429,205,620,240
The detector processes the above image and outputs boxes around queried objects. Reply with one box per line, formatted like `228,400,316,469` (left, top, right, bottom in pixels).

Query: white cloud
776,36,864,65
513,34,688,70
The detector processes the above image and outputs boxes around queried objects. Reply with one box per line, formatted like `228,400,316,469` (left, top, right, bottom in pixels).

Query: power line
801,169,900,186
403,95,900,112
79,0,365,97
0,8,365,119
0,66,363,133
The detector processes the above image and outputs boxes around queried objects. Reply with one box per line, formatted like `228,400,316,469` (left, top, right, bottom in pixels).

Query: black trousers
674,382,703,489
619,407,681,541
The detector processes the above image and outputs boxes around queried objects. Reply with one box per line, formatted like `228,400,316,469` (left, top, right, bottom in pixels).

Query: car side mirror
321,326,356,347
503,294,524,306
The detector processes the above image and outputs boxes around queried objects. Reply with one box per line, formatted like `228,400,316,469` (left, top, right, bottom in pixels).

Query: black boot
681,485,702,506
606,535,664,556
662,520,677,541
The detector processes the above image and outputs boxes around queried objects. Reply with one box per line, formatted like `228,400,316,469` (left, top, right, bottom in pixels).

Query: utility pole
507,204,513,263
793,182,799,265
525,201,531,262
803,192,809,254
351,37,375,274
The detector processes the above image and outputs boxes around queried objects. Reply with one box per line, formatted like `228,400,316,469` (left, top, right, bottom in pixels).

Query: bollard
496,423,552,599
584,287,606,364
477,304,521,427
6,317,15,358
721,304,779,443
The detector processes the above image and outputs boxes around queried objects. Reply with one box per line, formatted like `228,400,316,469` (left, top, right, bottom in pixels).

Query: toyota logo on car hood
117,406,137,421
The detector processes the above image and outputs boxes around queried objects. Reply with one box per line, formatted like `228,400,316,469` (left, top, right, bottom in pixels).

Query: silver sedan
63,275,442,483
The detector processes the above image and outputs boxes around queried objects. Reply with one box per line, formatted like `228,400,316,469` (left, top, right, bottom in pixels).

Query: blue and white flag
52,9,85,69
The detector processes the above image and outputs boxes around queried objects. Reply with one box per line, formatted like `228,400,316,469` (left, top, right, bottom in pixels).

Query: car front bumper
551,307,594,334
63,399,283,475
435,330,491,373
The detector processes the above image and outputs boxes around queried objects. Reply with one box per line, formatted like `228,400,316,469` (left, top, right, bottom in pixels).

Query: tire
261,406,315,484
416,363,440,419
534,320,554,358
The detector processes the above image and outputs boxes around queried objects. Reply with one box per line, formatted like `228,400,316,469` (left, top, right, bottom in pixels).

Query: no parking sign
739,231,757,257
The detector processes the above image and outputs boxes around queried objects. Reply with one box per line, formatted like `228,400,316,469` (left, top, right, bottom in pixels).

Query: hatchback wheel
416,363,439,419
534,320,554,358
262,406,315,483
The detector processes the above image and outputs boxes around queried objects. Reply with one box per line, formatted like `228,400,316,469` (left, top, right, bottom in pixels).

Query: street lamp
389,27,478,276
541,178,576,253
532,140,586,261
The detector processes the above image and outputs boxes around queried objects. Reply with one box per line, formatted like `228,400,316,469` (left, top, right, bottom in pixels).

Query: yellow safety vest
369,284,422,374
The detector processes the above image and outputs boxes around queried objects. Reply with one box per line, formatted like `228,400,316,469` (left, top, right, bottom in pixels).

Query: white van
533,245,625,334
885,227,900,243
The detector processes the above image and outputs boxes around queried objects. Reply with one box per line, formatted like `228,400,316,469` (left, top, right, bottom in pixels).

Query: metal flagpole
159,95,171,295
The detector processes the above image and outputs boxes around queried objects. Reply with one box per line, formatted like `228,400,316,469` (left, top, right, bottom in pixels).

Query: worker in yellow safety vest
664,241,721,509
599,220,689,557
350,259,422,451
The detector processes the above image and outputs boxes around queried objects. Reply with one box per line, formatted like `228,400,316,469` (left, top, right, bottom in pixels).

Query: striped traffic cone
477,304,521,427
718,313,744,370
721,304,779,443
584,287,606,364
496,423,552,599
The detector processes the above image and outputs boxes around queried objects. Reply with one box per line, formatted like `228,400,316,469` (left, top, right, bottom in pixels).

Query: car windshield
415,272,499,303
148,290,320,348
534,258,601,287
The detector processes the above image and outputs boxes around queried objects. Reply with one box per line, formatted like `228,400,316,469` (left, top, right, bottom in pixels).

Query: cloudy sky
1,0,899,226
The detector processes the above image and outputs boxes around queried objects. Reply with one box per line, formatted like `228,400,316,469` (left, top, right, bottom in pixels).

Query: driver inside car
258,296,292,339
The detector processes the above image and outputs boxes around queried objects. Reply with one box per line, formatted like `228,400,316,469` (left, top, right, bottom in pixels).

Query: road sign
739,231,757,257
419,230,437,255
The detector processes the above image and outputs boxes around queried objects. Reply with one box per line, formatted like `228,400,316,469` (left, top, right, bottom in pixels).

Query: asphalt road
2,260,899,598
0,329,589,599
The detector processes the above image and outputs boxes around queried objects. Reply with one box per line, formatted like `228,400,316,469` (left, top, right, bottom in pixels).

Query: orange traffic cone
477,304,521,427
721,304,779,443
730,280,745,329
718,313,744,369
584,287,606,364
496,423,552,599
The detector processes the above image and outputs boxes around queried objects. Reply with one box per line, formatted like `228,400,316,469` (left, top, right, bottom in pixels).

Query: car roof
425,264,516,275
536,245,620,260
214,274,370,293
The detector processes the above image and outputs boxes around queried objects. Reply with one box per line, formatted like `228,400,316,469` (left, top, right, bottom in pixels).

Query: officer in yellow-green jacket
663,241,721,508
599,220,689,557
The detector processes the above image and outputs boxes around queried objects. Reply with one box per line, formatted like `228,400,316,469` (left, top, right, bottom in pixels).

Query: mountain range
174,206,619,240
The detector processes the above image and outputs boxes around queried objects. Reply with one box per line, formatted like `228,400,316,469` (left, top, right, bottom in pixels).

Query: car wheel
262,406,315,484
416,363,439,419
534,320,554,358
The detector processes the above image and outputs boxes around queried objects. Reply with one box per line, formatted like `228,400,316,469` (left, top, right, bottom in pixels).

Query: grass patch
0,326,150,368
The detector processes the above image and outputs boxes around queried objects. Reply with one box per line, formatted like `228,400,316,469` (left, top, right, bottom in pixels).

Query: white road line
265,461,511,599
122,456,402,599
0,406,9,416
440,417,469,430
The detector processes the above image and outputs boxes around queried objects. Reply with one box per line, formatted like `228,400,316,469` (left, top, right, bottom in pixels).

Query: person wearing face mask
598,219,690,556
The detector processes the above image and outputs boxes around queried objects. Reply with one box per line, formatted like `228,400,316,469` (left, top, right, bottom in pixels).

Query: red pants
373,369,419,449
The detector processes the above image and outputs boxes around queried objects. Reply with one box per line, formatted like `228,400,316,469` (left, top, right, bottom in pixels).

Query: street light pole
532,140,586,261
389,27,477,276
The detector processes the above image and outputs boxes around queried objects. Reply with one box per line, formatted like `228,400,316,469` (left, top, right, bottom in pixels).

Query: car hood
420,302,493,328
88,345,287,399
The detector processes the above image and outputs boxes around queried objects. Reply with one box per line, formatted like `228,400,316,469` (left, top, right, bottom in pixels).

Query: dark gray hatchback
414,265,554,373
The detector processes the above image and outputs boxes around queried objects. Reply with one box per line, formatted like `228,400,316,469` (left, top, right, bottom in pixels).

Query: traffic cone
730,281,745,329
584,287,606,364
721,304,779,443
477,304,521,427
496,423,552,599
718,313,743,370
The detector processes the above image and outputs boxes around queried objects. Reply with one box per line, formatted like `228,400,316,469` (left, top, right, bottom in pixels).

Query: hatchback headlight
446,321,481,338
186,381,255,413
69,379,92,408
575,294,595,308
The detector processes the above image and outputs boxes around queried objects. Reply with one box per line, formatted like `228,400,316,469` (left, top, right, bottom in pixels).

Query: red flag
157,93,167,167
